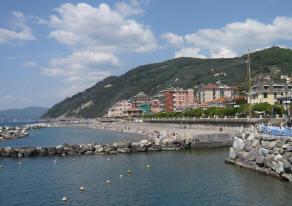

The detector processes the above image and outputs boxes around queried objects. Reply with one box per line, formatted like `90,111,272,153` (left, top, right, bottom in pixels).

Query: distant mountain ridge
0,107,48,122
42,47,292,119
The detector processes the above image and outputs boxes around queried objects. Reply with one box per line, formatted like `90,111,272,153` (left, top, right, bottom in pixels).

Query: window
274,93,277,98
264,93,267,98
220,88,224,97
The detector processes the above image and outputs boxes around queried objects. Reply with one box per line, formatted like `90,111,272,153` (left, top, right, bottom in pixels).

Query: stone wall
227,132,292,181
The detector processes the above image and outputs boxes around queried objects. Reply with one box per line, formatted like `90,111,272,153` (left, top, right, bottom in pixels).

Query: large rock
283,160,292,174
229,147,236,160
23,146,37,157
39,147,48,156
256,156,265,167
246,148,257,161
276,161,284,174
47,147,57,156
243,141,252,152
233,137,244,153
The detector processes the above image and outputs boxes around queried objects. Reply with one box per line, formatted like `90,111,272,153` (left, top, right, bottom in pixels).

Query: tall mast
248,50,252,123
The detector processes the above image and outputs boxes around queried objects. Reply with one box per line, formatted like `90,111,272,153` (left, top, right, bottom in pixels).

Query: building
129,92,151,108
198,84,237,104
150,94,164,113
154,88,195,112
107,100,131,118
250,81,292,105
127,107,142,117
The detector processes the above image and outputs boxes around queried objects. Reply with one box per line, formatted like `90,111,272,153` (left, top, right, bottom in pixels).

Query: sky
1,0,292,110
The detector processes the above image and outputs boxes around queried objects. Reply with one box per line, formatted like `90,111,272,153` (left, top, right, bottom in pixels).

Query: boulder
39,147,48,156
256,156,265,167
84,151,93,156
283,160,292,174
246,148,257,161
243,141,252,152
233,137,244,153
47,147,57,156
23,146,37,157
276,161,284,174
229,147,237,160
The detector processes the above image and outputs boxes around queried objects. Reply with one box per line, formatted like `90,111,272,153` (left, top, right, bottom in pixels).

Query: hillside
42,47,292,119
0,107,48,122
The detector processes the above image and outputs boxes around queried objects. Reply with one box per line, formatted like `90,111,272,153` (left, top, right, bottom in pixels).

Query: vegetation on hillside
42,47,292,119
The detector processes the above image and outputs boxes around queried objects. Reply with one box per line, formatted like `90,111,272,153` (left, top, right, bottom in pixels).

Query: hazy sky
1,0,292,109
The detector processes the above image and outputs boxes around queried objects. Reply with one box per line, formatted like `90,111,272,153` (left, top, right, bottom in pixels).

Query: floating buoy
120,175,123,178
146,164,150,168
107,158,110,161
72,158,76,162
106,180,110,184
18,162,22,166
62,197,67,202
0,165,3,168
80,186,84,192
127,170,131,174
53,160,57,163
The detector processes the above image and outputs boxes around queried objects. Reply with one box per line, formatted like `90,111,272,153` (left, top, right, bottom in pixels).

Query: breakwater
0,123,54,141
0,132,234,158
227,132,292,182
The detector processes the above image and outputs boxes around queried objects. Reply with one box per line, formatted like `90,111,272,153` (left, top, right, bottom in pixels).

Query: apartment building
107,100,131,118
250,81,292,105
198,84,237,104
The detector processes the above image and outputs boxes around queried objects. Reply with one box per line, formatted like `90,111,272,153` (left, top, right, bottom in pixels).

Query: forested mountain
42,47,292,119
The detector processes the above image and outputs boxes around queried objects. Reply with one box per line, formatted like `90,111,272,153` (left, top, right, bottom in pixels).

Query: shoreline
0,120,236,158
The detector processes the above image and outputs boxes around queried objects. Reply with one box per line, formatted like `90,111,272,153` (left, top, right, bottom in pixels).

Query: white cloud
0,11,36,43
115,1,144,17
21,61,39,68
174,48,206,59
41,50,120,97
168,16,292,58
48,3,157,52
161,32,184,47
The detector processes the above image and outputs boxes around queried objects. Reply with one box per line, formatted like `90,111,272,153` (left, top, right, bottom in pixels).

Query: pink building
173,88,194,110
150,88,195,113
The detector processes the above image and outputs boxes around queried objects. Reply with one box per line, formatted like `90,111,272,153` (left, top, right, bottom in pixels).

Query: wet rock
256,156,265,167
276,161,284,174
283,160,292,174
23,146,37,157
47,147,57,156
246,148,257,161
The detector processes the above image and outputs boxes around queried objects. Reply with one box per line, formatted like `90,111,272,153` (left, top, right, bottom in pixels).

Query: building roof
127,107,142,111
203,84,218,89
132,92,150,98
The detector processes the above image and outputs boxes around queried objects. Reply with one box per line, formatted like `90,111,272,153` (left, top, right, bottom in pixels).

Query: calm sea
1,127,292,206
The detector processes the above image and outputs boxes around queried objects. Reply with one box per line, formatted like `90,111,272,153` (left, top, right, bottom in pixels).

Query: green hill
42,47,292,119
0,107,48,122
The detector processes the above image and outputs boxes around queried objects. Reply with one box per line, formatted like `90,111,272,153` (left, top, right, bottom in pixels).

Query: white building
107,100,131,118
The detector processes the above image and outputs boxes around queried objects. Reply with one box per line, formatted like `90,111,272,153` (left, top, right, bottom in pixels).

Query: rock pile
0,138,192,158
0,126,28,141
227,132,292,182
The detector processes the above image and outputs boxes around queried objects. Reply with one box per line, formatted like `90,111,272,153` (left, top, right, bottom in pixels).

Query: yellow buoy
53,160,57,163
120,175,123,178
106,180,110,184
127,170,131,174
18,162,22,166
0,165,3,168
62,197,67,202
146,164,150,168
80,186,84,192
72,158,76,162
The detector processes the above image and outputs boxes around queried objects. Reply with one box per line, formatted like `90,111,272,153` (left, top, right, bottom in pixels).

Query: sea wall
144,118,270,131
227,132,292,181
0,133,235,158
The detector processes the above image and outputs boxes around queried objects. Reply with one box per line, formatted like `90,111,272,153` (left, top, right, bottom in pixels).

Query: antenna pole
248,50,252,124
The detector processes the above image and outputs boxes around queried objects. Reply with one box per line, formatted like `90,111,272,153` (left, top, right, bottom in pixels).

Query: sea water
1,127,292,206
